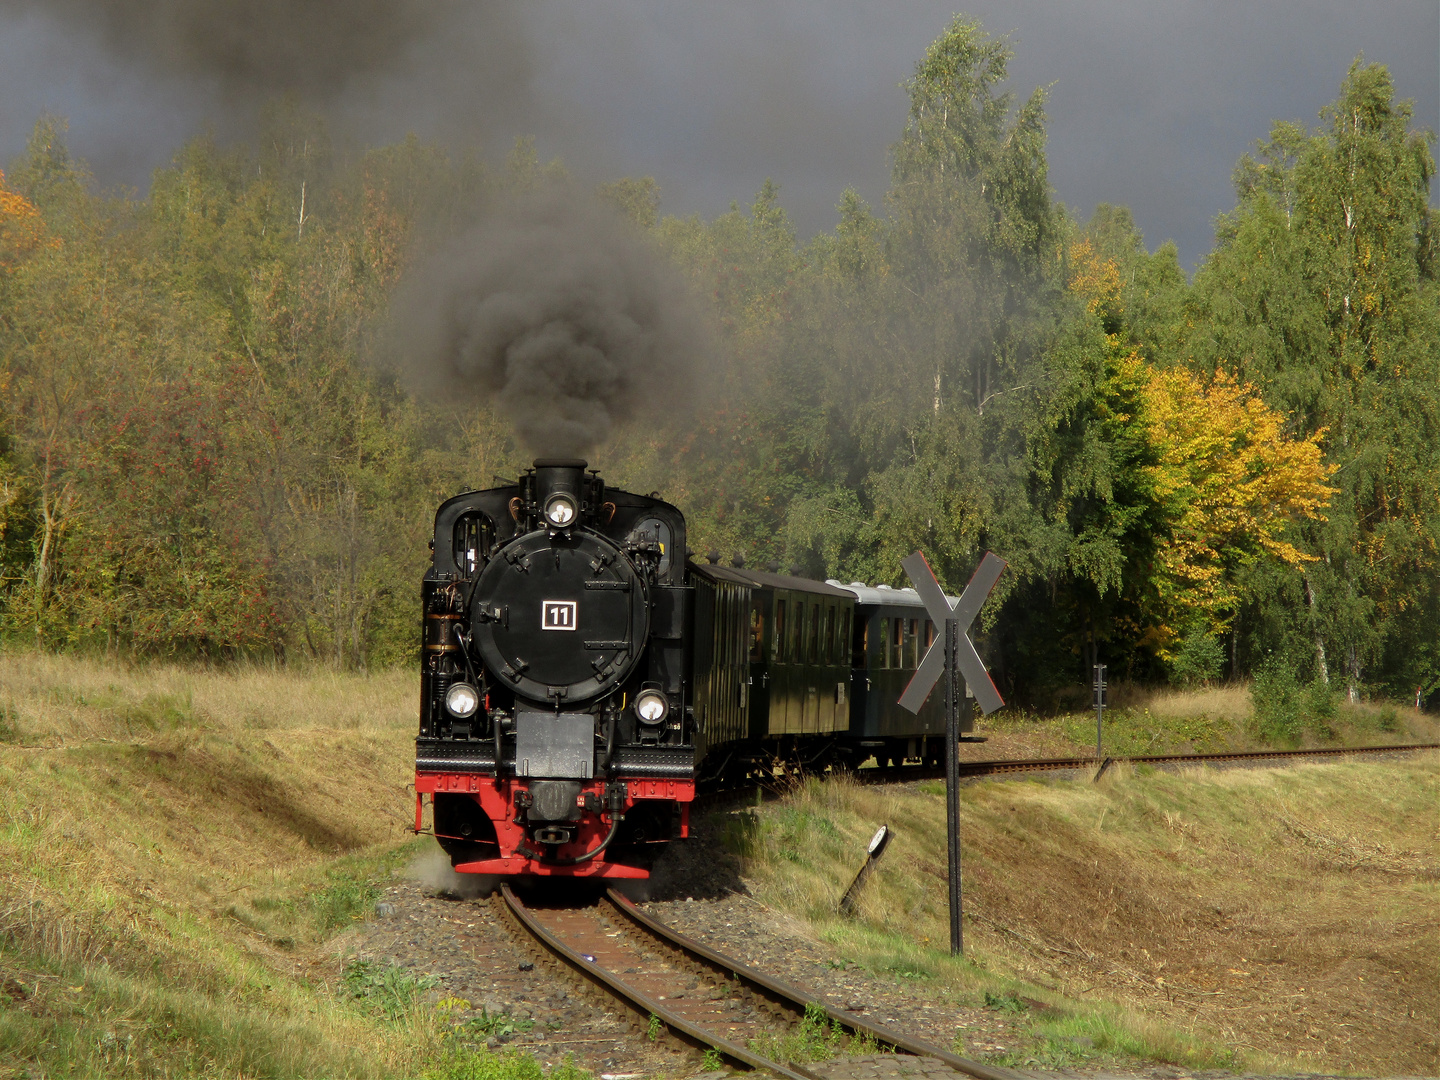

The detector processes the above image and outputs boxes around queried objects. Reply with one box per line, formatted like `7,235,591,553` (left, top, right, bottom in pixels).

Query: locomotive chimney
533,458,588,528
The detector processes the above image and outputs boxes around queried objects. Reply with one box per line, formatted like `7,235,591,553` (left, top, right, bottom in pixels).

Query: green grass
748,1002,883,1064
343,959,441,1022
981,679,1438,759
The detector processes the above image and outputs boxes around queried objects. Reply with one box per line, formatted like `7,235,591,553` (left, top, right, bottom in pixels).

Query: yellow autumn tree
1133,358,1336,656
0,169,52,268
1067,236,1336,661
1067,237,1122,319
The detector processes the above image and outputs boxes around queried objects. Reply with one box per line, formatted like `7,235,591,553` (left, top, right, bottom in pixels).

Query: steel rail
605,889,1023,1080
853,741,1440,783
499,884,823,1080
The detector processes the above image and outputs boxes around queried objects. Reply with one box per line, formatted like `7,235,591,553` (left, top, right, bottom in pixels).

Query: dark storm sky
0,1,1435,269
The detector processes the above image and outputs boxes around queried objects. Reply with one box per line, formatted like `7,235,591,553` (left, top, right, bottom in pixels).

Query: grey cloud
0,1,1434,269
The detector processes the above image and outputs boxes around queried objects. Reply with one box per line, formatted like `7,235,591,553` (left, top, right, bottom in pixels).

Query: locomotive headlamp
544,493,578,527
445,682,481,719
634,689,669,724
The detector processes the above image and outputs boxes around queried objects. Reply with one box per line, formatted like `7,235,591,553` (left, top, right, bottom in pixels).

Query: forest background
0,16,1435,707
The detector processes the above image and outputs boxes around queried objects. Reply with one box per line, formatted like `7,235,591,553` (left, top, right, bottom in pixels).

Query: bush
1251,661,1302,742
1252,660,1335,744
1169,628,1226,688
1303,678,1337,737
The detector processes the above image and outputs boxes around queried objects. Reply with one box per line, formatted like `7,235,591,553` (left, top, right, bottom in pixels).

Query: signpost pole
1094,663,1107,759
898,550,1007,963
944,617,962,956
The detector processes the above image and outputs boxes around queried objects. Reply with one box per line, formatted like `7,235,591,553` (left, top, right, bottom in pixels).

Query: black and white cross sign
898,550,1006,715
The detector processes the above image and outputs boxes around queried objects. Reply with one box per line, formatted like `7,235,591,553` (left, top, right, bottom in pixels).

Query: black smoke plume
389,190,706,457
0,0,509,101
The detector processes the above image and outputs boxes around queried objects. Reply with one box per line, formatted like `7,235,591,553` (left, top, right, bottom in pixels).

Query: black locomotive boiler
415,459,974,880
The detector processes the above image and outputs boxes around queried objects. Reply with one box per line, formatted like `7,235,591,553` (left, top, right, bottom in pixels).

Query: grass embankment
969,681,1440,761
3,650,1435,1077
0,651,536,1079
724,759,1440,1075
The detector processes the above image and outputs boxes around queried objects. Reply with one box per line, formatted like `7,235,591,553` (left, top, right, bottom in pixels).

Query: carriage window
842,610,853,666
808,605,821,663
854,617,868,668
878,618,890,669
773,600,786,663
750,598,764,662
791,603,805,662
824,606,836,664
891,617,902,669
908,619,919,668
925,620,935,649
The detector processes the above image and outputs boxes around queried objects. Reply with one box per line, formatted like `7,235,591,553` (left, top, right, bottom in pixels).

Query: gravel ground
349,879,688,1076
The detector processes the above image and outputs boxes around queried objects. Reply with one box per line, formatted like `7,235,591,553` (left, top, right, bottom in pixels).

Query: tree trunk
1302,575,1328,684
33,458,72,641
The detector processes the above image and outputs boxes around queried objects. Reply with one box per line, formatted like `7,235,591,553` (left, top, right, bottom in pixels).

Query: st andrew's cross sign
897,550,1006,955
898,550,1007,716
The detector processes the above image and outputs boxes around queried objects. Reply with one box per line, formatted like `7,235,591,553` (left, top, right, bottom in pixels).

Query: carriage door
801,602,821,733
767,595,790,736
747,593,771,740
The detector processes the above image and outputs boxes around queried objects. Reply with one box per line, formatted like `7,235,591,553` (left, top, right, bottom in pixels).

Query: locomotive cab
415,460,694,878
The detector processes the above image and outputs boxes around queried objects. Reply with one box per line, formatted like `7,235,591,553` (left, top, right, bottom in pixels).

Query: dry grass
1117,683,1255,723
0,648,435,1078
0,650,415,743
728,756,1440,1075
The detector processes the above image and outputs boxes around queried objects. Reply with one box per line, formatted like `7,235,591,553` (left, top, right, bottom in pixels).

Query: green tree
1190,58,1439,698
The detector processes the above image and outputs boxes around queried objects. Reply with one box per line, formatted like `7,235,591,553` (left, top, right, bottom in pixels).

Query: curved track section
606,890,1018,1080
499,884,1019,1080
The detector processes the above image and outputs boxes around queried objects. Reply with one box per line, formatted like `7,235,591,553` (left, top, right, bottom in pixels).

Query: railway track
498,883,1019,1080
853,740,1440,784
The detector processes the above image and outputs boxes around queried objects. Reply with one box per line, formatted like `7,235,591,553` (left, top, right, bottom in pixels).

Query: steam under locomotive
415,459,974,880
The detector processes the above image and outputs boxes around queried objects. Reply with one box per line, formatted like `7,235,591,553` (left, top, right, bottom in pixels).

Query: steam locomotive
414,459,972,880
